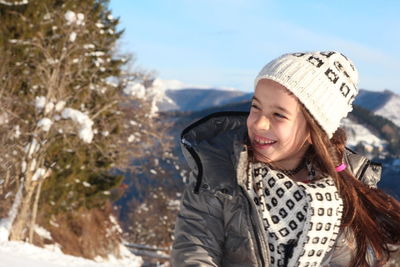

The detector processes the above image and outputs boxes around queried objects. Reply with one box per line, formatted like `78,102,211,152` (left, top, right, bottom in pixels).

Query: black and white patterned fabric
247,162,343,267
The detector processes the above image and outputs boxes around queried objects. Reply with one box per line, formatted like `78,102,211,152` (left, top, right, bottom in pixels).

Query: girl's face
247,79,311,169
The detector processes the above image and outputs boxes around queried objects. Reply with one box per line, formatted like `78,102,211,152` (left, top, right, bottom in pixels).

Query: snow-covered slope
124,78,251,112
0,218,142,267
355,89,400,127
0,240,142,267
341,118,387,150
374,93,400,127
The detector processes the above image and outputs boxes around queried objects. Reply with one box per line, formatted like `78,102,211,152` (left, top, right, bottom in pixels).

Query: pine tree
0,0,170,257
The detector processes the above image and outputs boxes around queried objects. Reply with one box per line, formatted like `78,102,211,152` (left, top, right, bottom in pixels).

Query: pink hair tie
335,163,347,172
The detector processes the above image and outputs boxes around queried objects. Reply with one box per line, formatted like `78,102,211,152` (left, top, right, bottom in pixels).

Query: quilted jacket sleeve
171,180,225,267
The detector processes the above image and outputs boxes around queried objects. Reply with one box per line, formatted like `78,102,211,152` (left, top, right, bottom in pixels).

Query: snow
31,168,46,181
127,135,135,142
64,11,85,26
108,216,123,234
30,158,37,171
123,78,241,116
0,0,28,6
84,44,96,49
45,101,55,114
69,32,77,42
55,101,66,112
79,127,94,143
0,240,143,267
82,181,91,187
25,138,39,158
34,225,52,240
0,184,23,241
123,82,146,98
21,161,27,173
167,199,181,210
341,118,386,149
37,118,53,132
61,108,94,143
87,51,105,57
374,94,400,127
14,125,21,138
129,120,139,126
76,13,85,23
43,13,51,20
35,96,47,110
124,78,243,116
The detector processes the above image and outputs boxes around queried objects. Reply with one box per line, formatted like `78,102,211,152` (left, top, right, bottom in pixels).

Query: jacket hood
181,112,249,193
181,111,249,148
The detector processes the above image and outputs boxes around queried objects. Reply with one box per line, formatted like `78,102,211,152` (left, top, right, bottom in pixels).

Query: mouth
253,134,277,148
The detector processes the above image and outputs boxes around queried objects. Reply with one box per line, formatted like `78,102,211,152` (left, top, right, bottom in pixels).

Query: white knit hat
255,51,359,138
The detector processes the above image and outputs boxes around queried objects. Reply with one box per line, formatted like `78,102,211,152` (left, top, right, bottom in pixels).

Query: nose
254,115,270,130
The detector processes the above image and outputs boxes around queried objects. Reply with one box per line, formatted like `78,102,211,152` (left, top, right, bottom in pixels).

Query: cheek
274,126,291,142
274,122,301,143
279,123,308,147
246,115,255,133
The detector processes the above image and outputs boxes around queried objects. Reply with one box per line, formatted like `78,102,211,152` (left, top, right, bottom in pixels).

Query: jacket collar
180,112,249,192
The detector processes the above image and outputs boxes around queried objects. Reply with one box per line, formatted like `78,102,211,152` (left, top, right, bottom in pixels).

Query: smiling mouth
254,135,277,145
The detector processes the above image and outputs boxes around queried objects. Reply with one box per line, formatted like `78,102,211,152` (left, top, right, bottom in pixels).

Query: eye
274,112,287,119
251,103,260,110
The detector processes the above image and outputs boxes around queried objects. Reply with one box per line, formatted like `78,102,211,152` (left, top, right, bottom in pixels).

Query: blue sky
110,0,400,93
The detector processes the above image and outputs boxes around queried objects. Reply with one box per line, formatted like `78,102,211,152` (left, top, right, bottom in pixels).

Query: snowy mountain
340,118,387,151
154,79,252,112
355,89,400,127
147,82,400,127
125,79,251,112
163,88,251,111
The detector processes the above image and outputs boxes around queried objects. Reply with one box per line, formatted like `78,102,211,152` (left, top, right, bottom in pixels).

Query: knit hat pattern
255,51,359,138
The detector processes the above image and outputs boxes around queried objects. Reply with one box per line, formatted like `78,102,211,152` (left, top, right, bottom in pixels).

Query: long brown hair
302,107,400,266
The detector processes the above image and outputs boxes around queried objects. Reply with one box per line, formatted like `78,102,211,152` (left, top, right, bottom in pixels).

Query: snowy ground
0,240,142,267
0,187,142,267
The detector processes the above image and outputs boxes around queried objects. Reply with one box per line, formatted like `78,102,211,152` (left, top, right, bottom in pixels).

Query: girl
171,51,400,266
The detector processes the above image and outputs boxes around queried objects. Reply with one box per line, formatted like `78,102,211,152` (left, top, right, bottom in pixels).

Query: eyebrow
252,96,291,115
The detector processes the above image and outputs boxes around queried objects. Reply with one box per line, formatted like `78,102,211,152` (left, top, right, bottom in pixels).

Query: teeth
255,136,275,145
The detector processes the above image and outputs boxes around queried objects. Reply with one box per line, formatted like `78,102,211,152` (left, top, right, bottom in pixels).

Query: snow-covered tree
0,0,171,257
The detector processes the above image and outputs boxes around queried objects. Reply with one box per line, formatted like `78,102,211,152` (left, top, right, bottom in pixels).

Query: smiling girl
171,51,400,266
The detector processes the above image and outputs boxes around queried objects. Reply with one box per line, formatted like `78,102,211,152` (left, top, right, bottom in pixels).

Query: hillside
355,89,400,127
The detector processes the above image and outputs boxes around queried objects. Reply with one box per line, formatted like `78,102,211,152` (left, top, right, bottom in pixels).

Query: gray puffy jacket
171,112,382,267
